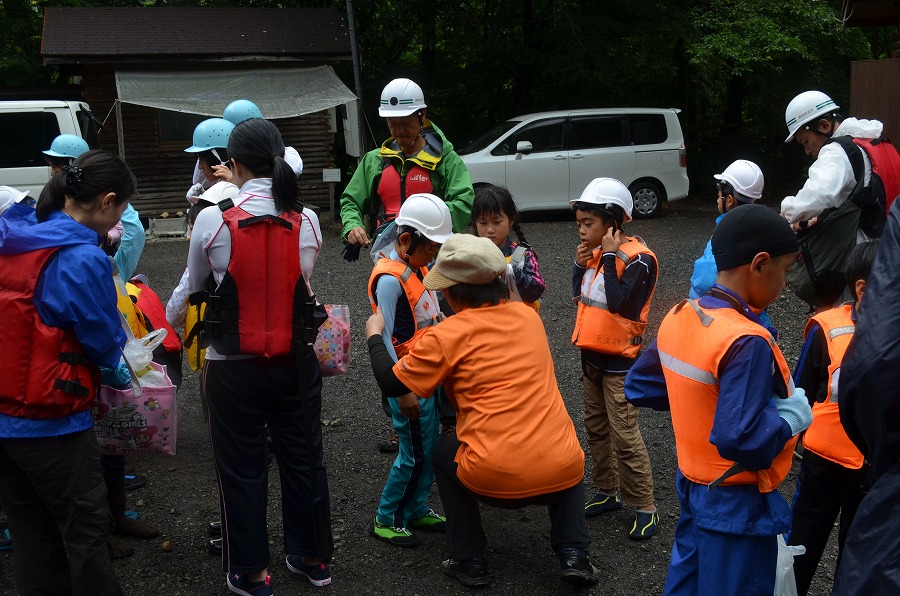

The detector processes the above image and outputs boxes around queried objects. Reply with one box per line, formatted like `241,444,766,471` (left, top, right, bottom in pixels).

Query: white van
459,108,689,218
0,100,100,197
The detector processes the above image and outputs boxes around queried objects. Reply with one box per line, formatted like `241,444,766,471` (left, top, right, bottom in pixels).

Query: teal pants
376,392,440,528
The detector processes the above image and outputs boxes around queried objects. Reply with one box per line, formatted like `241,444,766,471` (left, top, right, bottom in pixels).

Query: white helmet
379,78,427,118
714,159,764,201
395,193,452,243
784,91,839,142
569,177,634,222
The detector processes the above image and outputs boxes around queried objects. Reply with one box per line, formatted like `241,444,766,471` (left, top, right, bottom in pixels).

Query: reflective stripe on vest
368,258,442,358
802,303,865,469
572,237,657,357
656,300,797,492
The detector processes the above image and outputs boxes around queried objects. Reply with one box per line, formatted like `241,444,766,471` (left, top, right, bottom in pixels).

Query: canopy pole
115,100,126,160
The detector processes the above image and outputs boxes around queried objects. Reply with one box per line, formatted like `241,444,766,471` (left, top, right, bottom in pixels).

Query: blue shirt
0,203,126,438
625,285,794,534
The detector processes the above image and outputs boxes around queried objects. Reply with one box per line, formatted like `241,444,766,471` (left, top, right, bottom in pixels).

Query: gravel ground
0,196,840,595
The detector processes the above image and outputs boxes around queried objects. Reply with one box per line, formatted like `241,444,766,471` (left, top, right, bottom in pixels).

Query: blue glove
100,362,132,388
774,387,813,436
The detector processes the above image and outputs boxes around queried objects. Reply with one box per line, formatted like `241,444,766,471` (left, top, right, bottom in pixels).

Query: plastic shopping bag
93,362,177,456
122,327,168,374
774,534,806,596
314,305,351,377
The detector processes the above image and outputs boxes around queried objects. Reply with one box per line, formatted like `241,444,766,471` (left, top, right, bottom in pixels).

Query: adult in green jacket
340,78,474,246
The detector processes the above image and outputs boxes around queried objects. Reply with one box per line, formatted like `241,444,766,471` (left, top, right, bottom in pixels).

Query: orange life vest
656,300,797,492
572,238,656,357
368,259,441,358
802,303,865,469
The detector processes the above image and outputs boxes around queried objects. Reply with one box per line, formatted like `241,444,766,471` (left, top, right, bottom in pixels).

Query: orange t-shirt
393,301,585,498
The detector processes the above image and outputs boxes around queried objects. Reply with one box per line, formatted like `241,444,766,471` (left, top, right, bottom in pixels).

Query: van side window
629,114,668,145
569,116,626,150
0,112,61,168
492,118,565,156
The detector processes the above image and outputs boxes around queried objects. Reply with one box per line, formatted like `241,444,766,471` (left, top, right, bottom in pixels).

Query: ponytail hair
472,184,529,247
37,150,136,222
227,118,297,213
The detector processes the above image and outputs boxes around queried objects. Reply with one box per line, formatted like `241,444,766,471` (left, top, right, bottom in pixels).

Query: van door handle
570,154,584,160
553,155,567,161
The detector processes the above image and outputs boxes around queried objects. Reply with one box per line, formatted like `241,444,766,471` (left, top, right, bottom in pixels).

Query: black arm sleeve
603,253,657,319
794,327,830,405
367,335,412,397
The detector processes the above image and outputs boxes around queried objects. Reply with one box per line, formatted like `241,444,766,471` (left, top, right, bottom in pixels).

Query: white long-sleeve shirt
781,117,883,226
187,177,321,359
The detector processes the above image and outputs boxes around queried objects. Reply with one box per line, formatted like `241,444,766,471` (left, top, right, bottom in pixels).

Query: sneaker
226,572,273,596
584,492,622,518
208,536,222,555
558,547,599,586
441,555,491,588
629,509,659,540
208,520,222,537
123,471,147,491
409,509,446,533
369,519,420,547
286,554,332,587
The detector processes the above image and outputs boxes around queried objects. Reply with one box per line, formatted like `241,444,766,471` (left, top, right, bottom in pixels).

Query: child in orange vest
367,193,452,547
471,185,545,311
625,204,813,595
787,240,878,595
570,177,659,539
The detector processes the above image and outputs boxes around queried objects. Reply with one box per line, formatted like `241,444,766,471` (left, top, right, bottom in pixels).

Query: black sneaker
123,471,147,491
208,520,222,537
226,571,272,596
628,509,660,540
584,492,622,517
558,547,599,586
441,555,491,588
208,536,222,555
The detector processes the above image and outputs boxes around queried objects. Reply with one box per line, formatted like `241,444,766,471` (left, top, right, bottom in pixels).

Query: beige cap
423,234,507,290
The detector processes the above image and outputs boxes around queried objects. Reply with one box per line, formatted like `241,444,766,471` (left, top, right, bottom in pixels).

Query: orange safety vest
802,303,865,469
506,246,540,313
657,300,797,492
368,259,441,358
572,238,657,357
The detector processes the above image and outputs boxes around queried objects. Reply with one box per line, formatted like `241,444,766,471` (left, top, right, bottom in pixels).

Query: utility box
148,217,187,237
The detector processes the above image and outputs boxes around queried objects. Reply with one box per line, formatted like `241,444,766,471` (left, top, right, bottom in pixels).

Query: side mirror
516,141,533,154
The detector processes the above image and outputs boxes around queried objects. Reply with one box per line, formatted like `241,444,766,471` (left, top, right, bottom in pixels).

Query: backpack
828,136,900,238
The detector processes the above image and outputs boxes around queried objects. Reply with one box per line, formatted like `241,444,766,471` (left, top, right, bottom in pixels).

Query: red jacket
0,248,99,419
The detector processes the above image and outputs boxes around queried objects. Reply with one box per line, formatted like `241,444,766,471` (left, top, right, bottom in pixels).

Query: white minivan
0,100,100,197
458,108,689,218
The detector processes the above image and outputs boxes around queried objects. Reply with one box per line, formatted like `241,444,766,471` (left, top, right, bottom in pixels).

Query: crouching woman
366,233,598,589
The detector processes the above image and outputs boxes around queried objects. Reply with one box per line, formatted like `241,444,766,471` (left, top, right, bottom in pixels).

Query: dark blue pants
787,450,866,595
204,352,332,573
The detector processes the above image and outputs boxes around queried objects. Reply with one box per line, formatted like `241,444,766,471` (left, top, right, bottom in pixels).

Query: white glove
774,387,813,436
186,182,204,202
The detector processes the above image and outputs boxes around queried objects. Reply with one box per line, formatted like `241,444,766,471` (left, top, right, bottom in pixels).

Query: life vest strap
58,352,92,366
53,378,90,398
237,214,293,230
579,296,608,310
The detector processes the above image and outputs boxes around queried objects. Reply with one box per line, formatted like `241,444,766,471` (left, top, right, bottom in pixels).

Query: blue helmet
223,99,263,125
185,118,235,153
43,134,89,159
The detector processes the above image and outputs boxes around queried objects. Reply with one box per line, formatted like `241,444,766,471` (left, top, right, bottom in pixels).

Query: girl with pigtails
471,184,546,311
187,118,331,594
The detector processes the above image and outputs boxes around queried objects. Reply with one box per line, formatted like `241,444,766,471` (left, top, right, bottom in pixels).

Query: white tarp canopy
114,65,357,118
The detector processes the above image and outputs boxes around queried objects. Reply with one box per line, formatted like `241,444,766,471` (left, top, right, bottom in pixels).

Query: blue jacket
0,202,126,438
688,214,724,300
113,204,145,280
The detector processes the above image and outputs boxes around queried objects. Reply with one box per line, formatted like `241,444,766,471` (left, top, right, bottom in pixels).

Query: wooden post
115,100,125,160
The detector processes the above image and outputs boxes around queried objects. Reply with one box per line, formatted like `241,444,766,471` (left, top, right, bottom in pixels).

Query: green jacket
339,121,474,240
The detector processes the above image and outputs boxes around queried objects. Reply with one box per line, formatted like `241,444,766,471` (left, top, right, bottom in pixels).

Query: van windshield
458,120,520,155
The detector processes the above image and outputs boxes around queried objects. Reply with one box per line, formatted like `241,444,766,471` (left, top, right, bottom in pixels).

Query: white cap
569,177,634,222
379,78,427,118
713,160,764,201
0,186,30,218
395,193,452,243
784,91,839,142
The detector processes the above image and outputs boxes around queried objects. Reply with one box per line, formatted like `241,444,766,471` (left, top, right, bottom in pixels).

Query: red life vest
376,161,435,226
657,300,797,492
0,248,99,419
203,204,304,357
572,238,657,357
128,277,182,353
802,304,865,469
367,259,441,358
